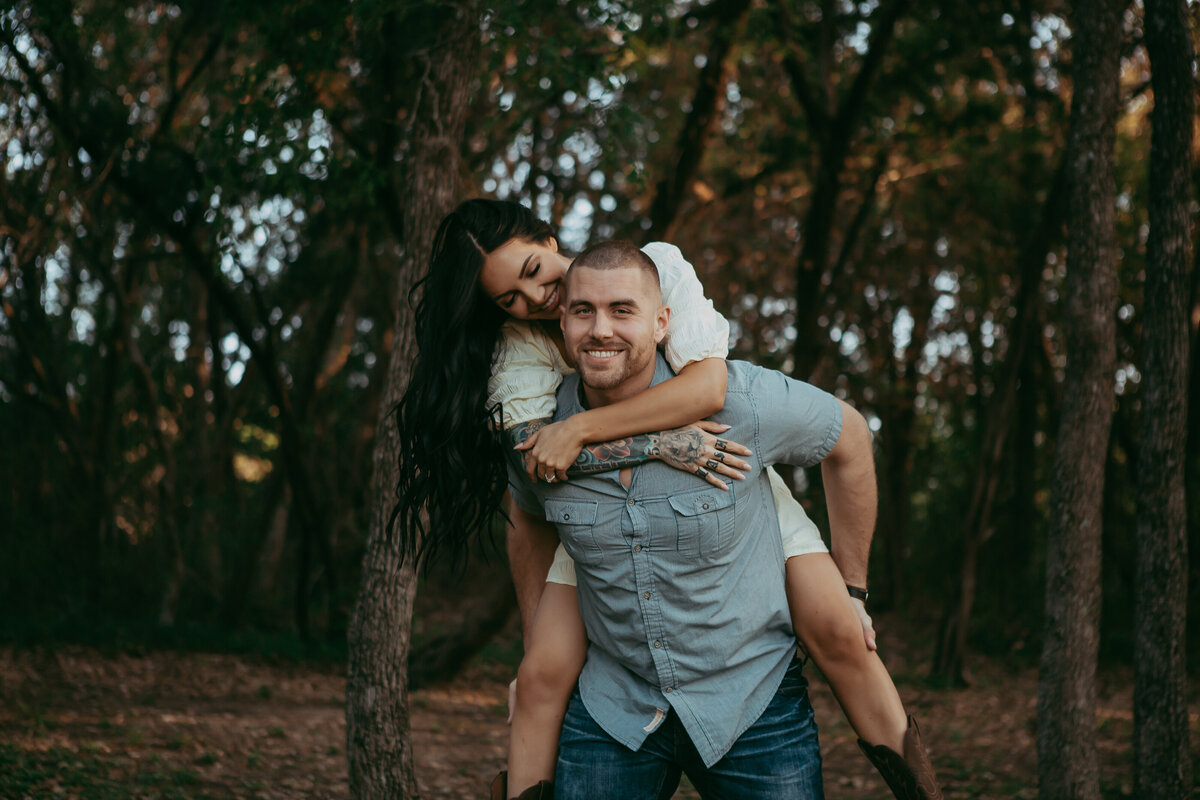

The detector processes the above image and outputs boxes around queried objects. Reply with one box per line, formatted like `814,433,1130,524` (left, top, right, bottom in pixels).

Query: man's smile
582,347,625,360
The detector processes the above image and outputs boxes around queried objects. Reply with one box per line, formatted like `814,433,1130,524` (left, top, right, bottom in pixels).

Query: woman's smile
534,282,561,314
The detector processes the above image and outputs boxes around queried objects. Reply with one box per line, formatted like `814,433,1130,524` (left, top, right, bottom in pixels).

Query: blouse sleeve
486,321,567,430
641,241,731,371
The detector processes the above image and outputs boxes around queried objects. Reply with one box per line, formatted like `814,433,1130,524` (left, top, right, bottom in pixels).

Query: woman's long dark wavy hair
390,199,556,569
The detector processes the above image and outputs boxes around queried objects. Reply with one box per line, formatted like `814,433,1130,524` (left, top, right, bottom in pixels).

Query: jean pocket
776,656,811,700
668,485,735,556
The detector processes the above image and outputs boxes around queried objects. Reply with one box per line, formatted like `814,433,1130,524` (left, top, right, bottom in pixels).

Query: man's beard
576,340,655,392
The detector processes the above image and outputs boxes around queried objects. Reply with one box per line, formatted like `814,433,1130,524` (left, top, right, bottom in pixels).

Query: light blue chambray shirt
509,355,843,767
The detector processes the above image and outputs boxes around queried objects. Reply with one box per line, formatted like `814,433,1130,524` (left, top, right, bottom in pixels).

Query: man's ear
653,305,670,345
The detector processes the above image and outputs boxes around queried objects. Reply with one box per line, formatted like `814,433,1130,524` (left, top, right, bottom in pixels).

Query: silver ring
544,474,556,483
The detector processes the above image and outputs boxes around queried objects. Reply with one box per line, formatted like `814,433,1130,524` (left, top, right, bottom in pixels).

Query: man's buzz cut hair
568,240,661,300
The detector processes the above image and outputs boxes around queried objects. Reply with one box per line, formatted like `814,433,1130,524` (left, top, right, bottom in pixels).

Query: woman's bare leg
507,582,587,794
786,552,908,752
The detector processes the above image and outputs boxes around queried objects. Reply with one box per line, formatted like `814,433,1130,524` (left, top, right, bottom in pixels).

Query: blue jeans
554,657,824,800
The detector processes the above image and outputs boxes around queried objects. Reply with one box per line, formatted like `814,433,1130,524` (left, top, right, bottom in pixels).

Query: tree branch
646,0,751,240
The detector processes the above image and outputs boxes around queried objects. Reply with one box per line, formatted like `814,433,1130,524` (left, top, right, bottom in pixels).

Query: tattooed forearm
568,426,710,475
507,419,548,449
569,434,658,474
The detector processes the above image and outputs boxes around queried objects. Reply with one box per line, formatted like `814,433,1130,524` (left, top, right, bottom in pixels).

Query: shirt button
563,513,570,520
633,545,642,553
627,498,635,506
664,687,673,694
653,640,661,648
701,502,710,510
643,591,651,599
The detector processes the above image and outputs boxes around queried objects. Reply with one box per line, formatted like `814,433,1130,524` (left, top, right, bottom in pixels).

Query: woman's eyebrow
519,253,534,278
489,255,536,302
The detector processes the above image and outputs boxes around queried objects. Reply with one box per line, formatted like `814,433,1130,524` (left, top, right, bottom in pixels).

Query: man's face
561,266,669,404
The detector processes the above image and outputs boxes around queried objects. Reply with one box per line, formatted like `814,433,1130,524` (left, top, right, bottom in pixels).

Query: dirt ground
0,619,1194,799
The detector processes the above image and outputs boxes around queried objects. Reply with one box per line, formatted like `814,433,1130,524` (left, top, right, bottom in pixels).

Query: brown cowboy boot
857,715,945,800
489,771,553,800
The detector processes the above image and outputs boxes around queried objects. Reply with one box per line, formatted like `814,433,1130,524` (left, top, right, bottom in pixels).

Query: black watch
846,584,869,602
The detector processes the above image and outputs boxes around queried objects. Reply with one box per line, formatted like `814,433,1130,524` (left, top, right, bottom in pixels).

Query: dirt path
0,637,1188,799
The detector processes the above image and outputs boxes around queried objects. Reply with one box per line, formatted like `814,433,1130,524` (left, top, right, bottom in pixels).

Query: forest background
1,0,1197,798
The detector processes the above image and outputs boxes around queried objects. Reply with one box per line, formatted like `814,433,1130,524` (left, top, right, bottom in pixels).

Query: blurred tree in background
1,1,1196,792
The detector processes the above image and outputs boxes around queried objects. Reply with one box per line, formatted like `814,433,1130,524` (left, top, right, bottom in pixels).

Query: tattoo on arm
570,426,708,475
511,420,710,477
508,418,658,475
570,434,658,474
507,419,547,449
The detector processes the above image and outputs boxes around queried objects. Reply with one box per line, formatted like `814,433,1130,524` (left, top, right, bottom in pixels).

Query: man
508,240,876,799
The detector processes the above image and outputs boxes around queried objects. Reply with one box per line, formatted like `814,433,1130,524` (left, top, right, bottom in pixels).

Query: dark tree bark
344,5,478,798
1133,1,1194,797
1036,1,1123,797
1190,164,1200,728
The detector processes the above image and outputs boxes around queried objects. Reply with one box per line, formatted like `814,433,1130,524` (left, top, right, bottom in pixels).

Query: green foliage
0,0,1193,671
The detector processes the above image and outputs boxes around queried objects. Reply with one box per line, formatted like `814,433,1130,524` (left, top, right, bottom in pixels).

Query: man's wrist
643,433,662,460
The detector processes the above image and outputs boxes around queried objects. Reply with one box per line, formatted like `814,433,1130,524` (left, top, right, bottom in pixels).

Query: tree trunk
645,0,750,241
933,156,1067,684
878,273,935,609
1036,1,1123,797
344,5,478,798
1133,1,1194,796
782,0,910,382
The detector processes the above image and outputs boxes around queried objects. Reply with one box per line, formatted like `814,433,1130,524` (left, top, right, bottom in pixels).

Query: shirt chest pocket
668,485,736,557
544,498,603,564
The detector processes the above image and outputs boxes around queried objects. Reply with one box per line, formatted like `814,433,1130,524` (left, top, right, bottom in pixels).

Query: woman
391,199,943,800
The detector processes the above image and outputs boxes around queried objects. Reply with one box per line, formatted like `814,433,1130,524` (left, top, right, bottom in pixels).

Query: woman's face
478,236,572,320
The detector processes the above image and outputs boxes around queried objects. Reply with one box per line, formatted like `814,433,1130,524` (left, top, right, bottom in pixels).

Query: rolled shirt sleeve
486,321,571,431
643,242,731,371
733,362,844,468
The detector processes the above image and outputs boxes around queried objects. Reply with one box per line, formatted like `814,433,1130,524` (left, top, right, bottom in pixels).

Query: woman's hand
852,598,877,651
515,418,586,483
650,421,753,490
